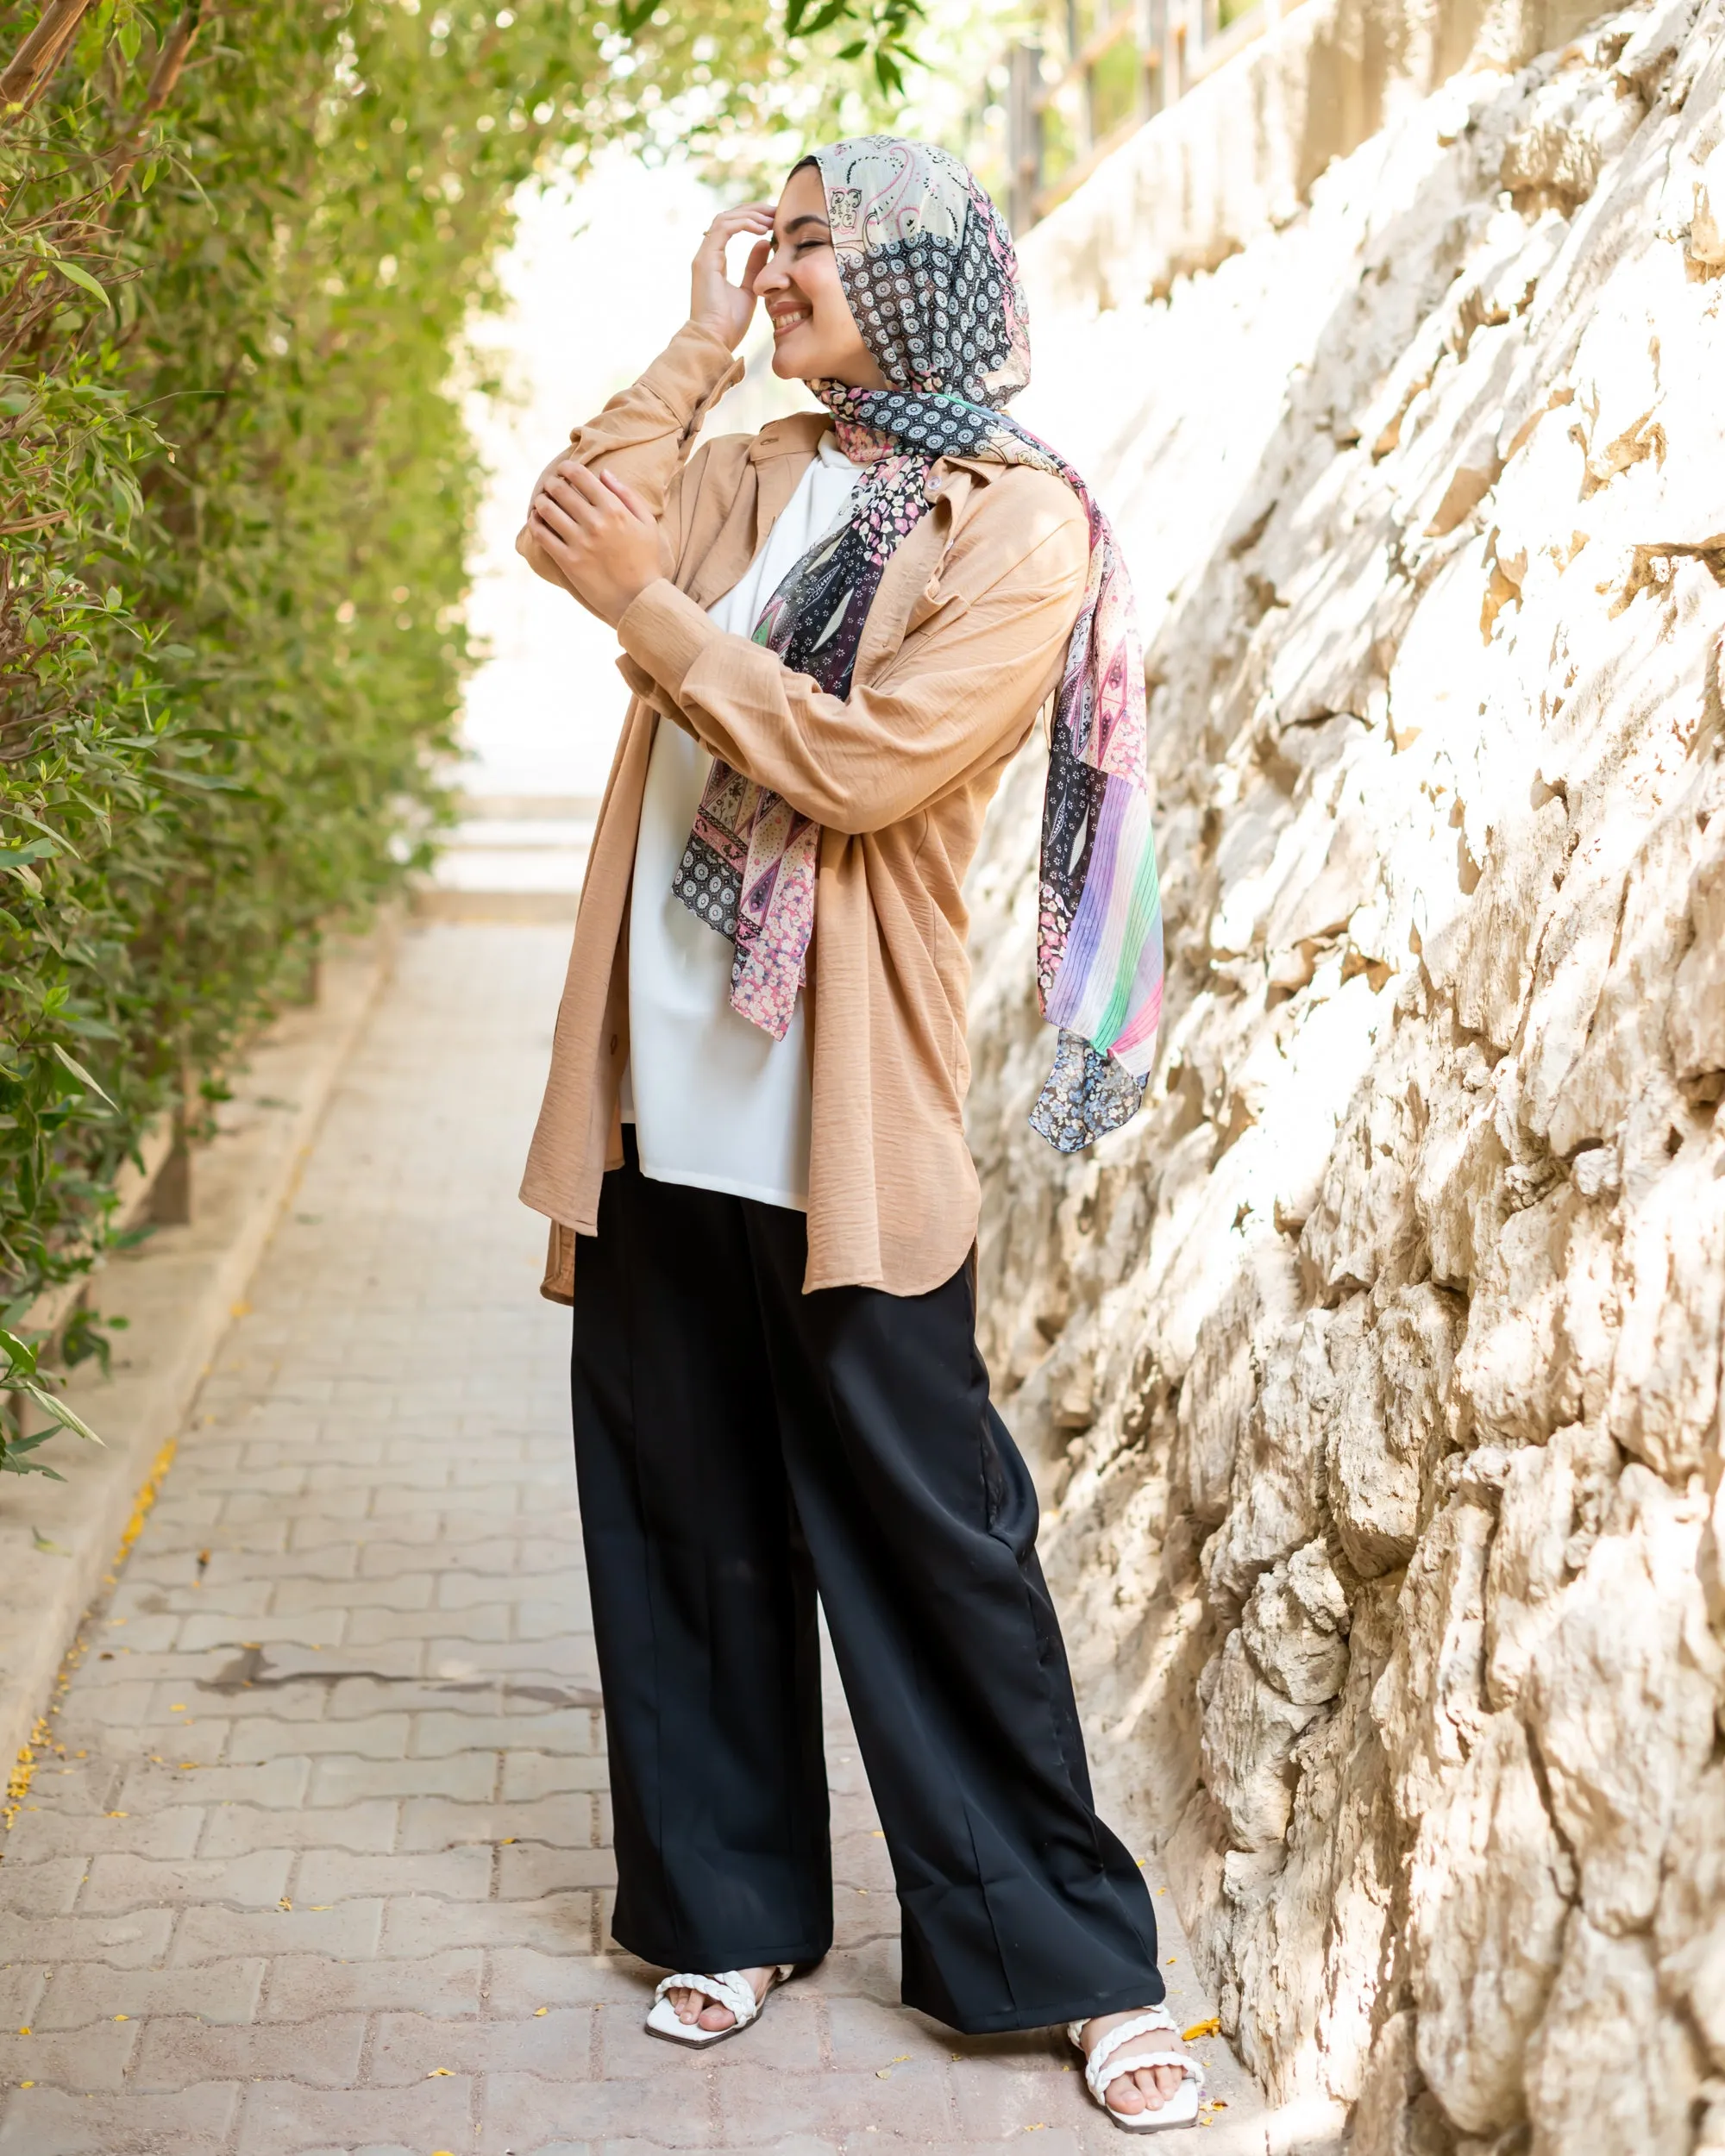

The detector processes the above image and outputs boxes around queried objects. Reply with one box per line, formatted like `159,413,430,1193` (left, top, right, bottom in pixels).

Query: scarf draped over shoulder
672,135,1164,1154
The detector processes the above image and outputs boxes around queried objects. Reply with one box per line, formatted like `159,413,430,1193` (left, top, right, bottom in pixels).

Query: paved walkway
0,925,1245,2156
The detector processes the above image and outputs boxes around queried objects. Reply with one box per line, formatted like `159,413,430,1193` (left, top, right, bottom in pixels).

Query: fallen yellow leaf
534,2007,549,2017
105,1811,128,1819
114,2015,129,2023
19,2080,33,2089
1183,2017,1221,2040
427,2066,454,2077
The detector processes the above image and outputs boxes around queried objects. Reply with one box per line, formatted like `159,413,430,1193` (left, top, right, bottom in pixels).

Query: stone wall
965,1,1725,2147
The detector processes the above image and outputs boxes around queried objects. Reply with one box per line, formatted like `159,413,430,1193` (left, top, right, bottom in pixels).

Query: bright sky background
455,154,814,801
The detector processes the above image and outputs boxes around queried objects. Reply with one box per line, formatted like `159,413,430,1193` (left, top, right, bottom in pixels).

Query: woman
517,138,1195,2133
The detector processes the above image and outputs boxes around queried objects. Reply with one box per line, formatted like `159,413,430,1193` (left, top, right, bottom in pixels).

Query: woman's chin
770,331,834,380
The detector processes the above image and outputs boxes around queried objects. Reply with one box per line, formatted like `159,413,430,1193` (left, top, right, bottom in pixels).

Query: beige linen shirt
518,322,1089,1299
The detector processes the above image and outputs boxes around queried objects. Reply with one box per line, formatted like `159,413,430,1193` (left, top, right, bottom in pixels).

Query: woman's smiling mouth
769,304,812,336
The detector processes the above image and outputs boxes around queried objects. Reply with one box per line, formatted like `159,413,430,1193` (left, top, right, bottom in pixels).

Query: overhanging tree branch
0,0,96,115
106,3,210,184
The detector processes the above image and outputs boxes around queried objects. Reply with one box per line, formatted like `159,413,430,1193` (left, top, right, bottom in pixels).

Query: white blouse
620,431,862,1210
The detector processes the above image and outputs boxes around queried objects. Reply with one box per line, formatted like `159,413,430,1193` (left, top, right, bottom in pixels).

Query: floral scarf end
1028,1030,1148,1155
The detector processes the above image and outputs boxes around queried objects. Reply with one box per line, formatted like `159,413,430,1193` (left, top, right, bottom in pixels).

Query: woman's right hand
689,204,774,351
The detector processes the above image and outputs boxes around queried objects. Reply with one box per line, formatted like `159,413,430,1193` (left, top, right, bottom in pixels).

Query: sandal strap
1088,2046,1202,2099
1070,2009,1197,2103
652,1969,762,2026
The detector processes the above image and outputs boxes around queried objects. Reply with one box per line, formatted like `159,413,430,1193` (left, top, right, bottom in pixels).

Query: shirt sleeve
613,487,1090,837
516,323,743,588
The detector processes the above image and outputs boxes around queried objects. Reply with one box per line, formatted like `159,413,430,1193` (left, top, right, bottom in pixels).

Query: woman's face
752,163,888,389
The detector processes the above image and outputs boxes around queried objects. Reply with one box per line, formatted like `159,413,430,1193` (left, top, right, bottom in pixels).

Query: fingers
693,202,774,271
529,494,580,546
743,234,773,294
706,200,773,237
599,470,652,523
546,461,609,510
532,464,612,536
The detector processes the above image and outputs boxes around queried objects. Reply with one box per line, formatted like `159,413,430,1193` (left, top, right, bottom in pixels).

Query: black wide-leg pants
569,1134,1163,2034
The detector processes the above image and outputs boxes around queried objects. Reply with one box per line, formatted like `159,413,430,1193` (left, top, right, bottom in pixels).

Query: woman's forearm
513,321,743,570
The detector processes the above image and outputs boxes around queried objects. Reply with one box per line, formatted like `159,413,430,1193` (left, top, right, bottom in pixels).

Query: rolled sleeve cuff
580,322,744,447
617,579,724,699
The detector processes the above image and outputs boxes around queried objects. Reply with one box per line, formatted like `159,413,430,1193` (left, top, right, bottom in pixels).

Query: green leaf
0,810,80,860
0,1326,41,1381
17,1377,104,1448
53,260,113,310
50,1043,117,1110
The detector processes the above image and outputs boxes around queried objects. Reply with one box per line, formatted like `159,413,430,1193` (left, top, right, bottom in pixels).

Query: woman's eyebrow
779,212,831,236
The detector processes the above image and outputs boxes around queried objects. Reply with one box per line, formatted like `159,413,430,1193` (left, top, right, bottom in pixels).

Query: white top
621,431,862,1210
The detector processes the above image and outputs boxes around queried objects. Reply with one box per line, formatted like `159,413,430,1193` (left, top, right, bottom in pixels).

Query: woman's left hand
527,462,662,626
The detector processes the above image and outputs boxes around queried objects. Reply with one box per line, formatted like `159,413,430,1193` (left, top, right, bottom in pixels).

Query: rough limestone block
1201,1629,1327,1851
1523,1915,1704,2155
1522,1465,1722,1931
1409,1711,1575,2134
1327,1286,1463,1577
1654,1760,1725,2069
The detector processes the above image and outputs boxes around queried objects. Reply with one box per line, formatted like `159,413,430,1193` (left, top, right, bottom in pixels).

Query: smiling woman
513,136,1193,2136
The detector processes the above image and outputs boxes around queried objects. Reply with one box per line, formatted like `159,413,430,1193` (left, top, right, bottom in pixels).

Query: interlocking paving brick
33,1959,266,2032
0,929,1249,2153
167,1898,385,1966
0,2081,241,2155
258,1947,485,2021
116,1757,311,1812
78,1848,292,1915
196,1796,399,1859
132,2010,367,2090
306,1750,498,1806
233,2077,471,2155
0,2018,139,2090
365,2004,594,2082
1,1804,206,1865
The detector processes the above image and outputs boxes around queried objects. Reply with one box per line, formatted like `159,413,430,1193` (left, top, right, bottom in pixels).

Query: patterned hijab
674,135,1164,1153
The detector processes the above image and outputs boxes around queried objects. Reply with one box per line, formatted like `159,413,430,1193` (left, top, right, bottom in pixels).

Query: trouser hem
902,1977,1169,2038
611,1918,834,1977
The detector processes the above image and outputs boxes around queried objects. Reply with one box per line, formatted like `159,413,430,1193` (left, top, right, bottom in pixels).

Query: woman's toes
696,1997,737,2030
1105,2073,1147,2115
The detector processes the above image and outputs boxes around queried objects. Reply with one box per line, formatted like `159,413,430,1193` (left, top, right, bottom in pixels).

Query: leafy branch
0,1321,104,1481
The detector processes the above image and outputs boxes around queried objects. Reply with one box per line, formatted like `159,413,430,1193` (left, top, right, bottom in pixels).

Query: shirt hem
634,1155,809,1213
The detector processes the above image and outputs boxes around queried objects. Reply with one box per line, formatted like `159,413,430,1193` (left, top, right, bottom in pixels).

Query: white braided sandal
1069,2007,1204,2133
644,1963,795,2048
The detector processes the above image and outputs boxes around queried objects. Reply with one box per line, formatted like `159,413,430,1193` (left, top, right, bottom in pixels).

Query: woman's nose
753,253,788,294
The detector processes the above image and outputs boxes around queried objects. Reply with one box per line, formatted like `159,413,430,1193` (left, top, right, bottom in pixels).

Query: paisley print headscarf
673,135,1164,1153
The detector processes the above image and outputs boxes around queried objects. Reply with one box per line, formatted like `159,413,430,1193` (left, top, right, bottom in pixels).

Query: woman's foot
1079,2009,1195,2120
666,1965,776,2033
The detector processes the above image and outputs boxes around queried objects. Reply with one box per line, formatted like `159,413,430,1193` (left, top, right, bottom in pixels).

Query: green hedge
0,0,913,1457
